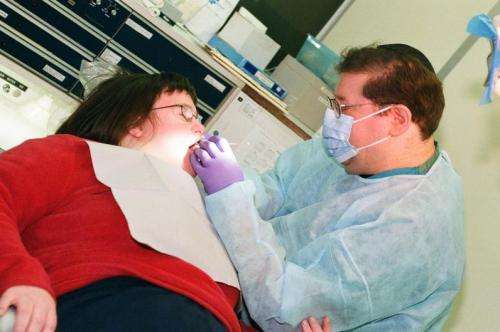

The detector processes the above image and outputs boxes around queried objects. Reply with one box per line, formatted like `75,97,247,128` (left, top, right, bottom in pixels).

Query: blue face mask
322,106,392,163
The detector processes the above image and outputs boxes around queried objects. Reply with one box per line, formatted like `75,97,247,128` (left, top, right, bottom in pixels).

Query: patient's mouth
189,142,200,151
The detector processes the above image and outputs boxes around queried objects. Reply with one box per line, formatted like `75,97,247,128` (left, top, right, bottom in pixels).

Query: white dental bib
86,140,240,289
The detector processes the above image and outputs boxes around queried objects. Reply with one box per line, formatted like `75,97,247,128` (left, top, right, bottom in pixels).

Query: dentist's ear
388,104,412,137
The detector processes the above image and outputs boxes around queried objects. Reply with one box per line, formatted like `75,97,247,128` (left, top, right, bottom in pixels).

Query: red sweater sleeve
0,135,76,298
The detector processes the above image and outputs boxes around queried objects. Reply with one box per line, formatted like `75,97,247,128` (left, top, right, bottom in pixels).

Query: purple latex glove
190,135,244,194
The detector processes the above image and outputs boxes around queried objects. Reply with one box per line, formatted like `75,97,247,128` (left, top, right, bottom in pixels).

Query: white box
218,11,280,69
272,55,333,131
239,29,280,69
218,11,254,50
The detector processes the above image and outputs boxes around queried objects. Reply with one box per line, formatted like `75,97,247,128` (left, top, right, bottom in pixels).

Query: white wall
439,38,500,331
322,1,500,330
322,0,496,70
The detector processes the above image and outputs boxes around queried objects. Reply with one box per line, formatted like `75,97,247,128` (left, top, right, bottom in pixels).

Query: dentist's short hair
336,44,444,140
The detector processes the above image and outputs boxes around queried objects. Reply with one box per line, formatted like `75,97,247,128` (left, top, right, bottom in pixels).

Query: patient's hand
0,285,56,332
300,316,331,332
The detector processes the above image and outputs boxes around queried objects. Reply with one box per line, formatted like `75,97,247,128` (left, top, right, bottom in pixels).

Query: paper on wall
209,91,302,173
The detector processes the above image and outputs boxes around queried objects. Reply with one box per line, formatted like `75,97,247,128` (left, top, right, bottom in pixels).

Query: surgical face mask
322,106,392,163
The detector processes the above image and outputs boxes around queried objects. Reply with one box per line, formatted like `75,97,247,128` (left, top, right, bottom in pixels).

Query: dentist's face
335,72,392,174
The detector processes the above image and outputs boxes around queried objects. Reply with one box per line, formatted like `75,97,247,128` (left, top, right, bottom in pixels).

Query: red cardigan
0,134,241,331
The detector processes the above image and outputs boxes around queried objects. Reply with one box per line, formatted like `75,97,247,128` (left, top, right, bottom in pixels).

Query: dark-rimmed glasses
151,104,199,122
328,96,374,118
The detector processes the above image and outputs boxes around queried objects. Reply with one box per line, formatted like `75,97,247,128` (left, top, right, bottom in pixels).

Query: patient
0,70,331,332
0,71,244,332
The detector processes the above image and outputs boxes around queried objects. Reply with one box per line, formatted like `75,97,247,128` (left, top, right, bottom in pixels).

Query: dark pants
56,276,226,332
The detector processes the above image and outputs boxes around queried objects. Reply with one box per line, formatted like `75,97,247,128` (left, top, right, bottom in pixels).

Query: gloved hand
190,135,244,194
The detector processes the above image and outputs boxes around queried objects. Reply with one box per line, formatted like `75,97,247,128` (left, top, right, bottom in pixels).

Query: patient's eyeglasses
152,104,199,122
328,96,375,118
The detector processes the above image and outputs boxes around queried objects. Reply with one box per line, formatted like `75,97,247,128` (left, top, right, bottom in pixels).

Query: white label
254,71,273,89
42,65,65,82
204,75,226,93
0,9,8,19
100,48,122,65
126,19,153,40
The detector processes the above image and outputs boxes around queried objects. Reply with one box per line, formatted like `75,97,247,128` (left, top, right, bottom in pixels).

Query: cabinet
0,0,239,122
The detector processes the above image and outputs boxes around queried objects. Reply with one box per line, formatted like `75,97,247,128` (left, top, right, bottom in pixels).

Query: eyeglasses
151,104,199,122
328,96,374,118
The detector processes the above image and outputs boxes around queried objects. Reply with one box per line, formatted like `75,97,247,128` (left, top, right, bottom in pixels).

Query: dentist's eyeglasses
152,104,199,122
328,96,375,118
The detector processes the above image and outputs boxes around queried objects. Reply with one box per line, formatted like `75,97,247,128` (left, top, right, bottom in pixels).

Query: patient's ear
128,126,143,138
123,118,154,146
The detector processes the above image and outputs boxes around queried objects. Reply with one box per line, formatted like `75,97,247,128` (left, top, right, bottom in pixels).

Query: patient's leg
56,276,225,331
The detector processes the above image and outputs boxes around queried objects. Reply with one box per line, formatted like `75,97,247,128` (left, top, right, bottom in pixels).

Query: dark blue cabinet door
54,0,130,38
0,30,77,90
98,47,149,74
113,15,232,109
0,2,89,71
9,0,106,55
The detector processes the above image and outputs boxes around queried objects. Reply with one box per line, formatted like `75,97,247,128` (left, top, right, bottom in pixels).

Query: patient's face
124,90,204,176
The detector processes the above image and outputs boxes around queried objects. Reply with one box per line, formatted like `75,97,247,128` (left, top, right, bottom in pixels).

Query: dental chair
0,308,15,332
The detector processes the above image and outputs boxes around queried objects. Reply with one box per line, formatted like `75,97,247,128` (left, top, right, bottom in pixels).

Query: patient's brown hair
57,71,197,145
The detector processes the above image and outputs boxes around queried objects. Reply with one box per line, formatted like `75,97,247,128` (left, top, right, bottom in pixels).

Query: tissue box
218,10,280,69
